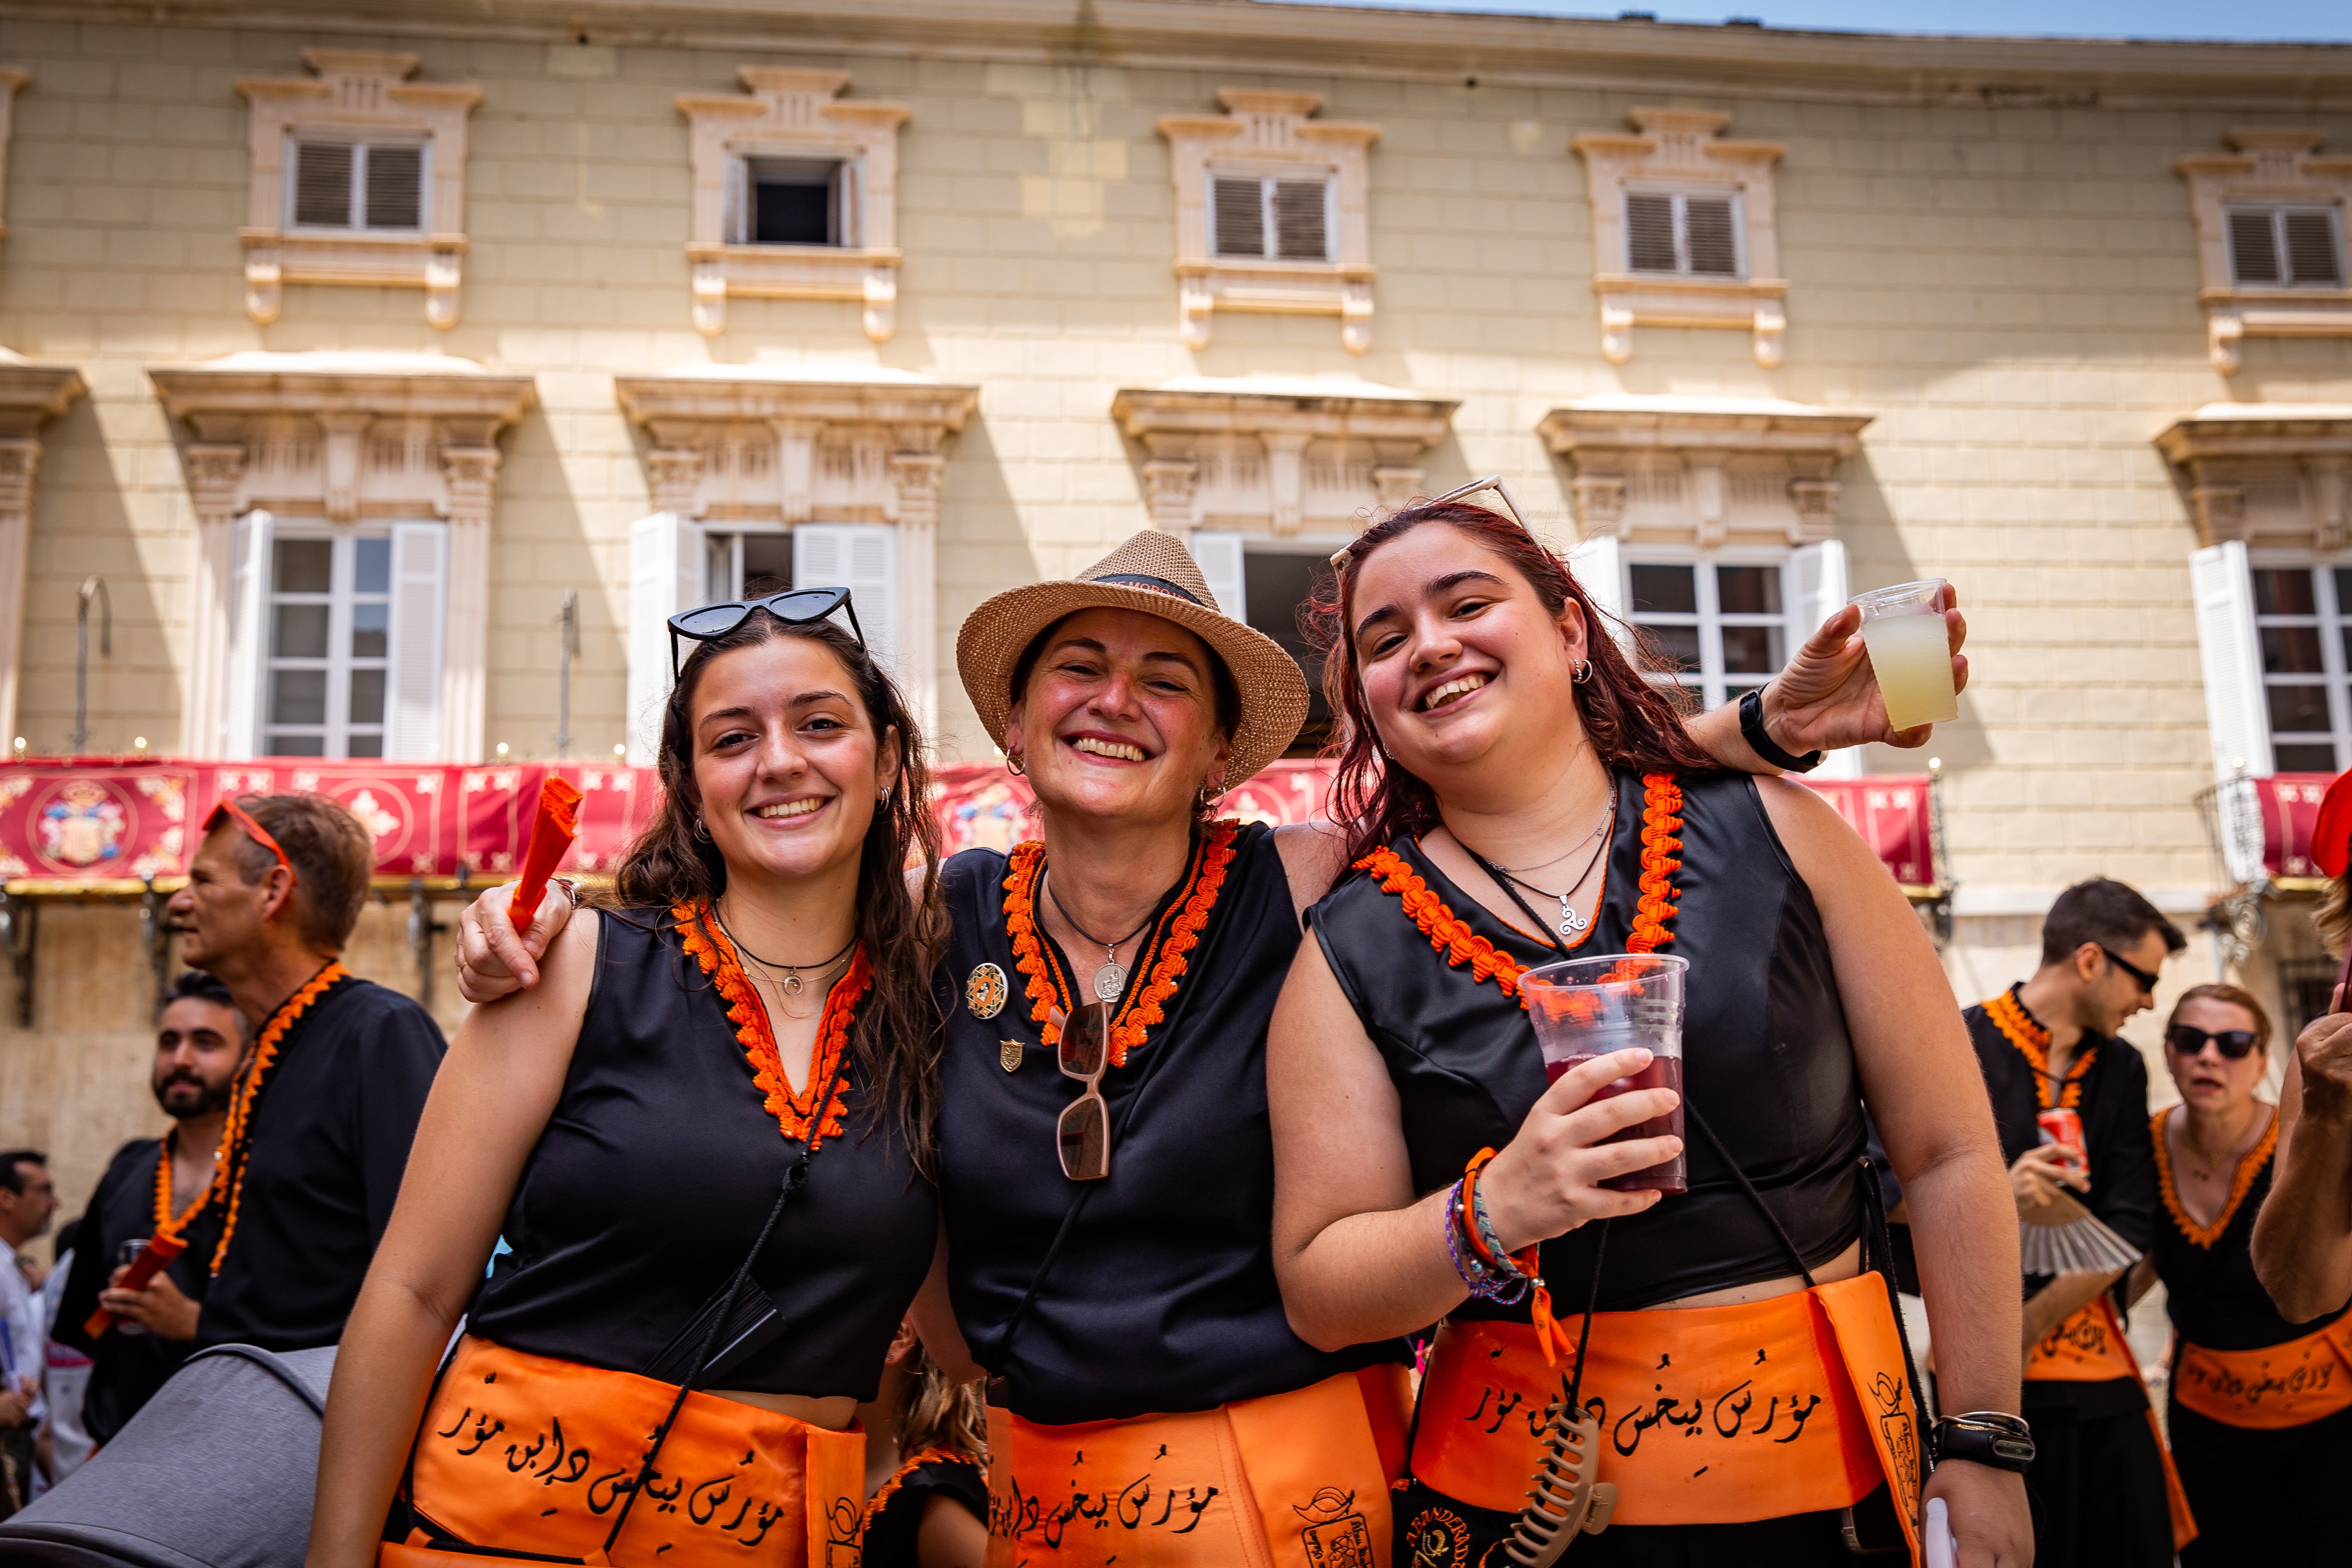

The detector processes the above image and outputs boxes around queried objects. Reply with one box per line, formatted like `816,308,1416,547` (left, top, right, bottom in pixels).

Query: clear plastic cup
1851,579,1957,730
1519,954,1688,1194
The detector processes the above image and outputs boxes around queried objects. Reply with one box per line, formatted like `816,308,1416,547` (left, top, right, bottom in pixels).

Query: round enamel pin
966,962,1008,1020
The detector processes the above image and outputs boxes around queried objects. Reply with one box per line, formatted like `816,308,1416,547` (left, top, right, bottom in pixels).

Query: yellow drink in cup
1853,579,1958,730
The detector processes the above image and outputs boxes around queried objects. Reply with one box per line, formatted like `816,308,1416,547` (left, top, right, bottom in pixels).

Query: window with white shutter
2245,560,2352,773
1210,175,1332,262
1188,531,1248,622
1565,533,1626,644
2189,542,2279,779
1625,557,1792,712
1234,543,1340,757
248,526,437,759
794,523,898,680
286,139,429,232
384,522,447,760
625,512,709,766
2228,205,2347,287
1624,190,1744,279
1786,540,1860,779
224,511,274,759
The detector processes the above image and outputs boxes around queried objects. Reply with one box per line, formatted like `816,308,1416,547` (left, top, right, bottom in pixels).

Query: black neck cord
712,904,855,976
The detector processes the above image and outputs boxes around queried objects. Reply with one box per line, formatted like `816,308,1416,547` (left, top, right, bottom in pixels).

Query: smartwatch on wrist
1739,684,1824,773
1931,1411,2035,1473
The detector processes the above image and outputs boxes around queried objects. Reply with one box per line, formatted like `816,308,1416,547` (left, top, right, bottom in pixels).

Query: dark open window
1241,550,1337,756
744,158,846,246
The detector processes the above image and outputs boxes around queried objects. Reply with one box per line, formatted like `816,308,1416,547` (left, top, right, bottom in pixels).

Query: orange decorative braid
150,1129,210,1240
1984,987,2093,1110
676,904,867,1148
1003,821,1238,1068
1353,846,1537,1008
1461,1146,1565,1366
1627,773,1684,954
860,1446,977,1534
209,961,350,1275
2152,1107,2278,1250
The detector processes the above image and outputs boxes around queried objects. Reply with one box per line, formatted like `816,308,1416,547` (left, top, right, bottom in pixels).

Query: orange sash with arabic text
984,1364,1411,1568
382,1336,867,1568
2020,1296,2196,1550
2173,1315,2352,1431
1409,1274,1923,1562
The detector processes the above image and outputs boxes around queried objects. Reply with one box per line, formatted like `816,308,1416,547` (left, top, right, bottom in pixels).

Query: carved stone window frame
1157,91,1380,354
675,69,911,342
2156,404,2352,552
235,51,481,329
0,355,86,744
1109,377,1457,538
612,367,979,736
2177,129,2352,374
0,69,25,245
148,355,536,762
1537,396,1872,550
1572,109,1787,368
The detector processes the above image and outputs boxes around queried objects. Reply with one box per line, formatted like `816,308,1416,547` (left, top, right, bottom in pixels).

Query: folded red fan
507,775,585,930
84,1231,185,1337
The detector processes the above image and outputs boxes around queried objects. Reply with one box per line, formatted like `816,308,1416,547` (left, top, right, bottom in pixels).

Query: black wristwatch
1931,1411,2035,1473
1739,685,1823,773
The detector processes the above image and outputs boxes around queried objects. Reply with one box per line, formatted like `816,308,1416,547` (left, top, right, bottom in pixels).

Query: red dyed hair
1303,499,1717,868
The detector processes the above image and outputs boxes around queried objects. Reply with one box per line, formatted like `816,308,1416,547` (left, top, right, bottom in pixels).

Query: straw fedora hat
956,529,1310,788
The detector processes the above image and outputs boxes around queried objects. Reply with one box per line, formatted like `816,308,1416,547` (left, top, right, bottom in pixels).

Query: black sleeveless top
1308,770,1867,1314
938,824,1404,1426
467,910,937,1399
2151,1111,2347,1354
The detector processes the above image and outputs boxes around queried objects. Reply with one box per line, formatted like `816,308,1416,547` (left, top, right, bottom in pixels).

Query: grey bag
0,1343,335,1568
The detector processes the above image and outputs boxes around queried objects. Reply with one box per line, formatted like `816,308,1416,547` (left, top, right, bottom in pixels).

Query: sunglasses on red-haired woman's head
202,799,296,889
1330,475,1531,572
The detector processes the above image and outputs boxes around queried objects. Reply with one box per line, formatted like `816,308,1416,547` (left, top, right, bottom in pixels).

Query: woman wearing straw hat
1270,493,2028,1567
453,513,1958,1567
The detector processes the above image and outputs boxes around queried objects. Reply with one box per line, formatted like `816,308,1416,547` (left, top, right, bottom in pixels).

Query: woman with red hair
1271,491,2030,1566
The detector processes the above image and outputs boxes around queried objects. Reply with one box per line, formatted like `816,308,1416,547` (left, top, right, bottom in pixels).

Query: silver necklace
1465,781,1618,939
713,907,854,998
1042,867,1157,1002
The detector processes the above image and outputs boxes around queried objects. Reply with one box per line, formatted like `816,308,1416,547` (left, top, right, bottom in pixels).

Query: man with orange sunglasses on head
166,794,447,1352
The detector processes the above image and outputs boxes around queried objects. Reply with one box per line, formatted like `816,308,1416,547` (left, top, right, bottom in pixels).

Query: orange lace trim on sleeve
675,903,869,1148
1003,822,1239,1068
2151,1107,2278,1249
209,961,351,1275
1352,773,1684,1009
860,1446,980,1533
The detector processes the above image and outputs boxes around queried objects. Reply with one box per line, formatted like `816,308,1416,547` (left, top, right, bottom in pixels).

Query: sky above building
1266,0,2352,44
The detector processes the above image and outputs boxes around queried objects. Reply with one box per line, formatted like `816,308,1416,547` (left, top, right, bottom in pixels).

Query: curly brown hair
1301,498,1717,868
608,610,948,1165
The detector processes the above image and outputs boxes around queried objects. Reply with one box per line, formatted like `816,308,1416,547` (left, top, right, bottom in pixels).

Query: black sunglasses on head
2165,1024,2261,1060
2098,945,2161,997
666,587,864,681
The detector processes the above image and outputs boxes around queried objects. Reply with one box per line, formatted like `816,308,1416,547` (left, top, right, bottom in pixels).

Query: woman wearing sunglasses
309,595,950,1568
2139,985,2352,1564
453,511,1948,1568
1270,496,2029,1567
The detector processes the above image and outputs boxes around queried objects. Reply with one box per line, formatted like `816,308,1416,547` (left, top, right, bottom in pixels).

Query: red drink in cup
1520,954,1689,1195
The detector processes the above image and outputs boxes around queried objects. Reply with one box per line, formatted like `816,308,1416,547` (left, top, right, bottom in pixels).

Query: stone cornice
612,367,979,433
2155,404,2352,464
0,357,85,438
1538,396,1873,460
1111,378,1456,446
40,1,2352,108
149,354,536,432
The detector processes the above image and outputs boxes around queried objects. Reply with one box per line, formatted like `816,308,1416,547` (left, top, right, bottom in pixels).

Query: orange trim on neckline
151,1128,210,1241
209,961,350,1275
1004,821,1238,1069
1984,987,2095,1111
676,904,868,1148
861,1446,977,1534
2152,1106,2277,1249
1354,774,1683,1009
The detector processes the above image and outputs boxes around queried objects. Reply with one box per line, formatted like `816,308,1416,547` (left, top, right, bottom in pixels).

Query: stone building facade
1,0,2350,1220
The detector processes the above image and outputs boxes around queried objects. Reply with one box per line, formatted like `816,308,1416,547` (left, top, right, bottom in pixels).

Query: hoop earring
1572,658,1594,684
693,816,711,842
878,786,893,806
1197,778,1226,813
1006,751,1027,777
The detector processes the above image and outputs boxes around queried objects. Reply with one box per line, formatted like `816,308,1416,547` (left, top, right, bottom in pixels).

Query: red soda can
2036,1108,2085,1172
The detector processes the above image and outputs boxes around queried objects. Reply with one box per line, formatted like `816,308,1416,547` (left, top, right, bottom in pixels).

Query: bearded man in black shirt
52,970,248,1440
166,794,446,1351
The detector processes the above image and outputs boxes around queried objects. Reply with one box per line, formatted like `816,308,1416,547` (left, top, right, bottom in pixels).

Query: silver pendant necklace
1466,780,1619,940
1042,868,1156,1003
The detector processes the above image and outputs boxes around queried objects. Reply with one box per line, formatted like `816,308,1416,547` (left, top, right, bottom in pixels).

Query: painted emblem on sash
1296,1487,1373,1568
967,961,1008,1019
1402,1505,1469,1568
1001,1039,1025,1073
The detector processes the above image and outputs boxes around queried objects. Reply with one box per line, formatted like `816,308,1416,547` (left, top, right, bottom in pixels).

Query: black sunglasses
2098,945,2160,997
2165,1024,2261,1060
666,587,864,680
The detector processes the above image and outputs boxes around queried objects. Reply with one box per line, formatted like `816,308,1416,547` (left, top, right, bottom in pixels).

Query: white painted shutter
385,522,448,760
1565,533,1628,653
2191,540,2275,780
1189,531,1247,622
795,523,898,679
626,512,707,767
1787,540,1861,779
224,510,272,758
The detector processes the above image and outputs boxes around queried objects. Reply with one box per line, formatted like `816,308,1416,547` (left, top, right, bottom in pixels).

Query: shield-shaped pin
1000,1039,1024,1073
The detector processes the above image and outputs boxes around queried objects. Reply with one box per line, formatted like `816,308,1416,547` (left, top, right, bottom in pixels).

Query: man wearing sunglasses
1933,877,2186,1567
165,795,447,1353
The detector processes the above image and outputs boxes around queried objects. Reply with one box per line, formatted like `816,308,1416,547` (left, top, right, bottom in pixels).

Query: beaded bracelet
1461,1148,1539,1284
1443,1177,1528,1302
